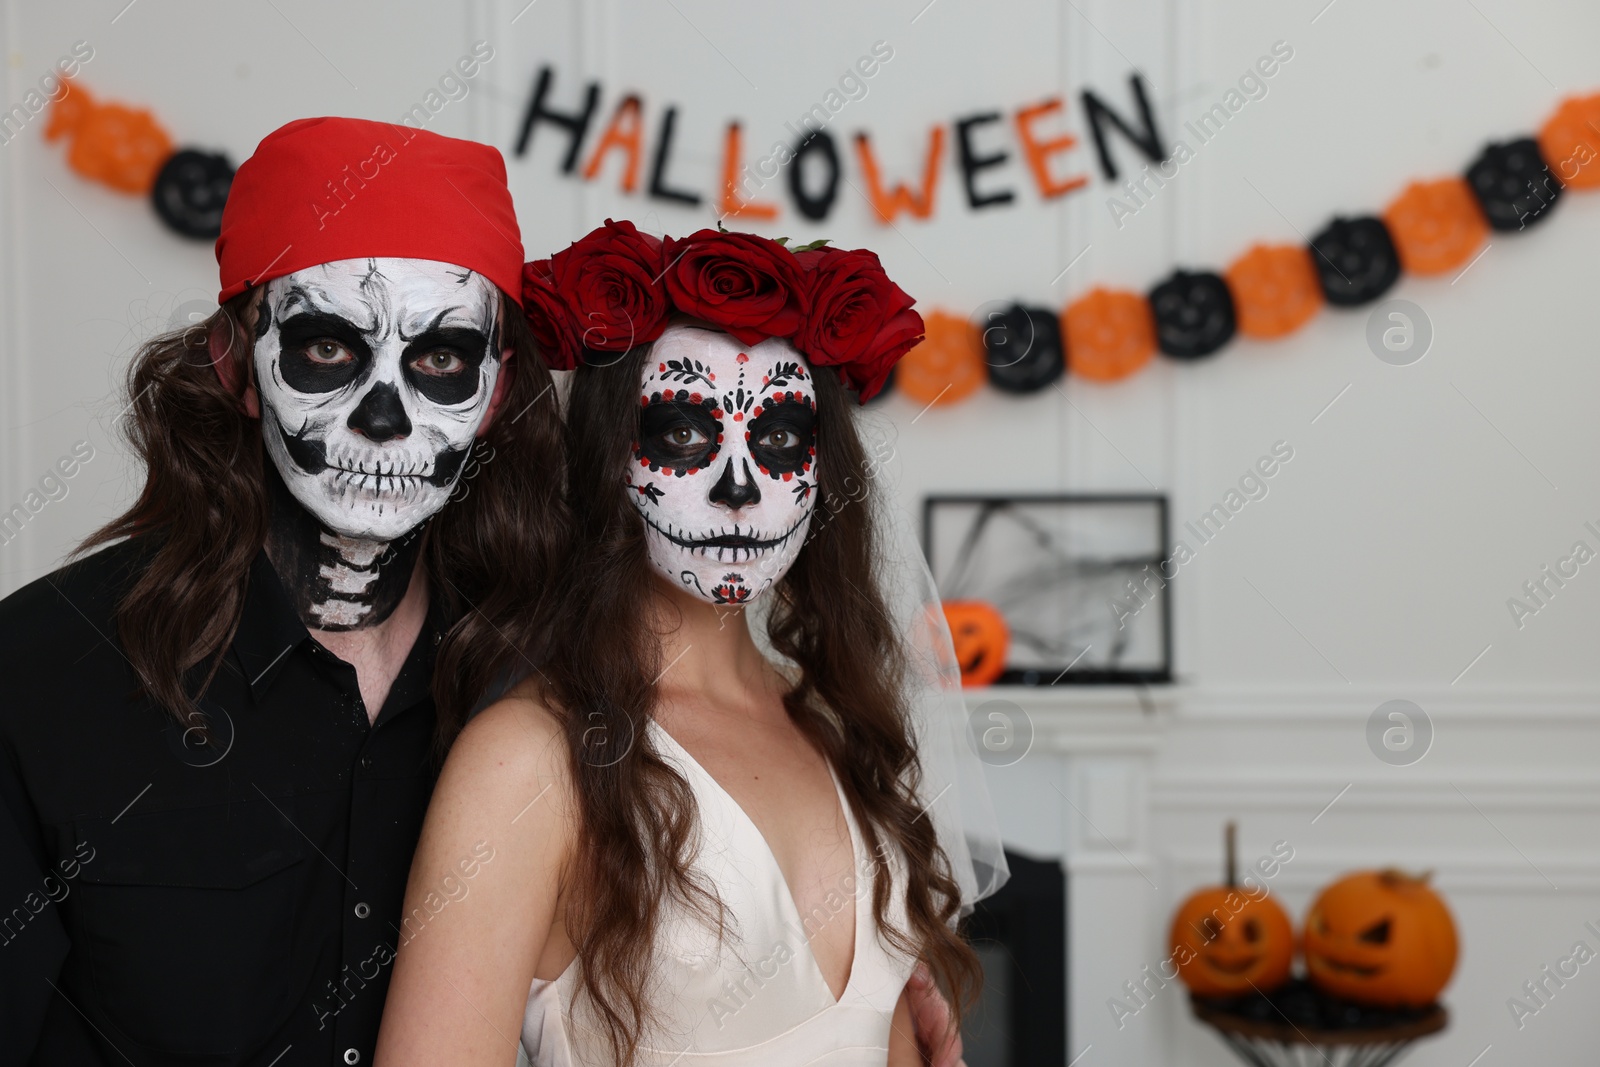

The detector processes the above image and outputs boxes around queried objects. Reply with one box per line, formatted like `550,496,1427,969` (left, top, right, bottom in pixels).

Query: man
0,116,566,1066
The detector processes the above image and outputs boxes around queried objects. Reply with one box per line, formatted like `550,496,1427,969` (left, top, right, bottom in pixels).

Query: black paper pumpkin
151,148,235,239
1148,270,1236,360
1308,216,1401,306
979,304,1064,393
1465,138,1561,232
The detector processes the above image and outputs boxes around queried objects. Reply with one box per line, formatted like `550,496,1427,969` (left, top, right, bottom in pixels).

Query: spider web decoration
923,495,1171,685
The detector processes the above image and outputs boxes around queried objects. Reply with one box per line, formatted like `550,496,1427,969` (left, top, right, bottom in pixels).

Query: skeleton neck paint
629,326,818,606
252,257,501,630
263,463,425,631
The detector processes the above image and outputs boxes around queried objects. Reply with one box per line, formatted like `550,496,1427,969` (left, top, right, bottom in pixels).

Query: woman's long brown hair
81,288,568,733
439,344,980,1062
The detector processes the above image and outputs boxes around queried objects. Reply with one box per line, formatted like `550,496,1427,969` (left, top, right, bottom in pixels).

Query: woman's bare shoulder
434,679,574,824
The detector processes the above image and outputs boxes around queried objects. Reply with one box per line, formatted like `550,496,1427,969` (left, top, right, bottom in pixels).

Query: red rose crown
520,220,922,402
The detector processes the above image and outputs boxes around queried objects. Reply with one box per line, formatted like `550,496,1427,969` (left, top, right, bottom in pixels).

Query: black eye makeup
402,327,491,405
276,312,373,393
638,399,722,473
746,399,815,476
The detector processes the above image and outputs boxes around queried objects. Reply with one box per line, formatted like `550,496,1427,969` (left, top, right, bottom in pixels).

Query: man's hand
906,963,965,1067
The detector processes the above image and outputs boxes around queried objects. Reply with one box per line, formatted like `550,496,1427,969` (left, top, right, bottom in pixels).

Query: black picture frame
923,493,1173,686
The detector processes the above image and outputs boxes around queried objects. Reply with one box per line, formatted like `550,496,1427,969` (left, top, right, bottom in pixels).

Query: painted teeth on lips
325,451,433,478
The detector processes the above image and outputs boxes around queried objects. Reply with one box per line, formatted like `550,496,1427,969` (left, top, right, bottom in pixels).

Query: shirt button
343,1050,361,1065
360,756,373,770
354,902,371,919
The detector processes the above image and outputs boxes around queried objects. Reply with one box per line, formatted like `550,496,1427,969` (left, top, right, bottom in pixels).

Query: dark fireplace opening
962,850,1068,1066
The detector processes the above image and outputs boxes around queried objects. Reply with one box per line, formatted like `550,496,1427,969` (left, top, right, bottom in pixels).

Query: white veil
751,410,1010,916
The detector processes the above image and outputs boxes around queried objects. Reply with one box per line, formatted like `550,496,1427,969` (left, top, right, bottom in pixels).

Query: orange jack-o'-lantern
896,311,984,407
1538,93,1600,190
1062,288,1156,382
942,600,1009,687
1383,178,1489,276
1224,244,1323,340
1303,869,1458,1008
1170,822,1294,998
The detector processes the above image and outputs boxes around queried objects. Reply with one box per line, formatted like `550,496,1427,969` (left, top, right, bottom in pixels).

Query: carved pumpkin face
980,304,1064,394
1303,869,1458,1008
1308,216,1400,306
1465,138,1562,232
942,600,1009,687
1149,270,1236,360
1171,887,1294,998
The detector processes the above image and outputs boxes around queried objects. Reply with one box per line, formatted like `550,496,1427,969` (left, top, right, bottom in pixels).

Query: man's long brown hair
81,288,568,731
436,345,979,1061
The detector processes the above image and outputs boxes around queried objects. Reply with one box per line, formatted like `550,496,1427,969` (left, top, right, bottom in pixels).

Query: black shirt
0,536,446,1066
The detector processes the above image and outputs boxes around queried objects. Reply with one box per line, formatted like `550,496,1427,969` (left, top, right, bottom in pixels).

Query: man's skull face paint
630,326,818,605
254,258,501,541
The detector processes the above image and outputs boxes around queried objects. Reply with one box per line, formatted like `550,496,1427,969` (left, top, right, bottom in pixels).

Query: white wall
2,0,1598,1063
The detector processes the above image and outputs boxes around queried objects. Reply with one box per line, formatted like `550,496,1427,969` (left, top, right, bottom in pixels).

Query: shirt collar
231,549,313,700
230,548,457,710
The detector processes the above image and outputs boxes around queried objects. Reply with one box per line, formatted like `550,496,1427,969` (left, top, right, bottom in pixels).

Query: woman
376,223,991,1065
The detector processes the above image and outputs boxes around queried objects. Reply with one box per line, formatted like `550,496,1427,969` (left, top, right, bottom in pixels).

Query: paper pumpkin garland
1308,216,1401,306
45,82,172,194
902,89,1597,404
981,304,1064,393
152,150,235,239
1148,269,1236,360
1465,137,1562,231
1383,177,1488,276
43,79,1599,393
1537,92,1600,189
897,311,986,406
1225,244,1324,340
1063,288,1155,381
45,80,235,239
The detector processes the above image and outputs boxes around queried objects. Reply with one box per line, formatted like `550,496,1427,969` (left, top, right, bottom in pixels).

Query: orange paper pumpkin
1303,869,1459,1008
942,600,1009,687
1063,288,1155,382
1170,823,1295,998
1225,244,1323,339
47,81,173,194
1538,93,1600,190
897,311,984,406
43,80,96,143
1383,178,1489,276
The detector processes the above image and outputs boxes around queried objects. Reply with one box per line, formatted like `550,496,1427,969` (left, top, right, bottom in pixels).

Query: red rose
548,218,669,354
660,229,809,345
796,247,923,401
521,259,582,371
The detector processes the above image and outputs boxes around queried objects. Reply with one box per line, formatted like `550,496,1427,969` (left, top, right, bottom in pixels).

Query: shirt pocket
69,796,307,1056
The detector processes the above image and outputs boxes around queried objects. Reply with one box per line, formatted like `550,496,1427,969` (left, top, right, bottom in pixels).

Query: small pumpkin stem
1224,821,1237,888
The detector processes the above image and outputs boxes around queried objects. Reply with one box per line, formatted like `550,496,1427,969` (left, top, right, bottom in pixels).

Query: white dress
520,719,917,1065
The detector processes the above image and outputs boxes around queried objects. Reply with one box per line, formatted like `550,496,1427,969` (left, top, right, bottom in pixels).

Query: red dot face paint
629,326,818,607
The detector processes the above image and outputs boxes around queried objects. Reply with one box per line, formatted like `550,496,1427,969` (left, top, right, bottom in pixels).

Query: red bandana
214,116,524,306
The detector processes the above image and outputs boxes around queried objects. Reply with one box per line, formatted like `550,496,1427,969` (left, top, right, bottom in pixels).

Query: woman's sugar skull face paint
253,258,501,541
630,326,818,605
